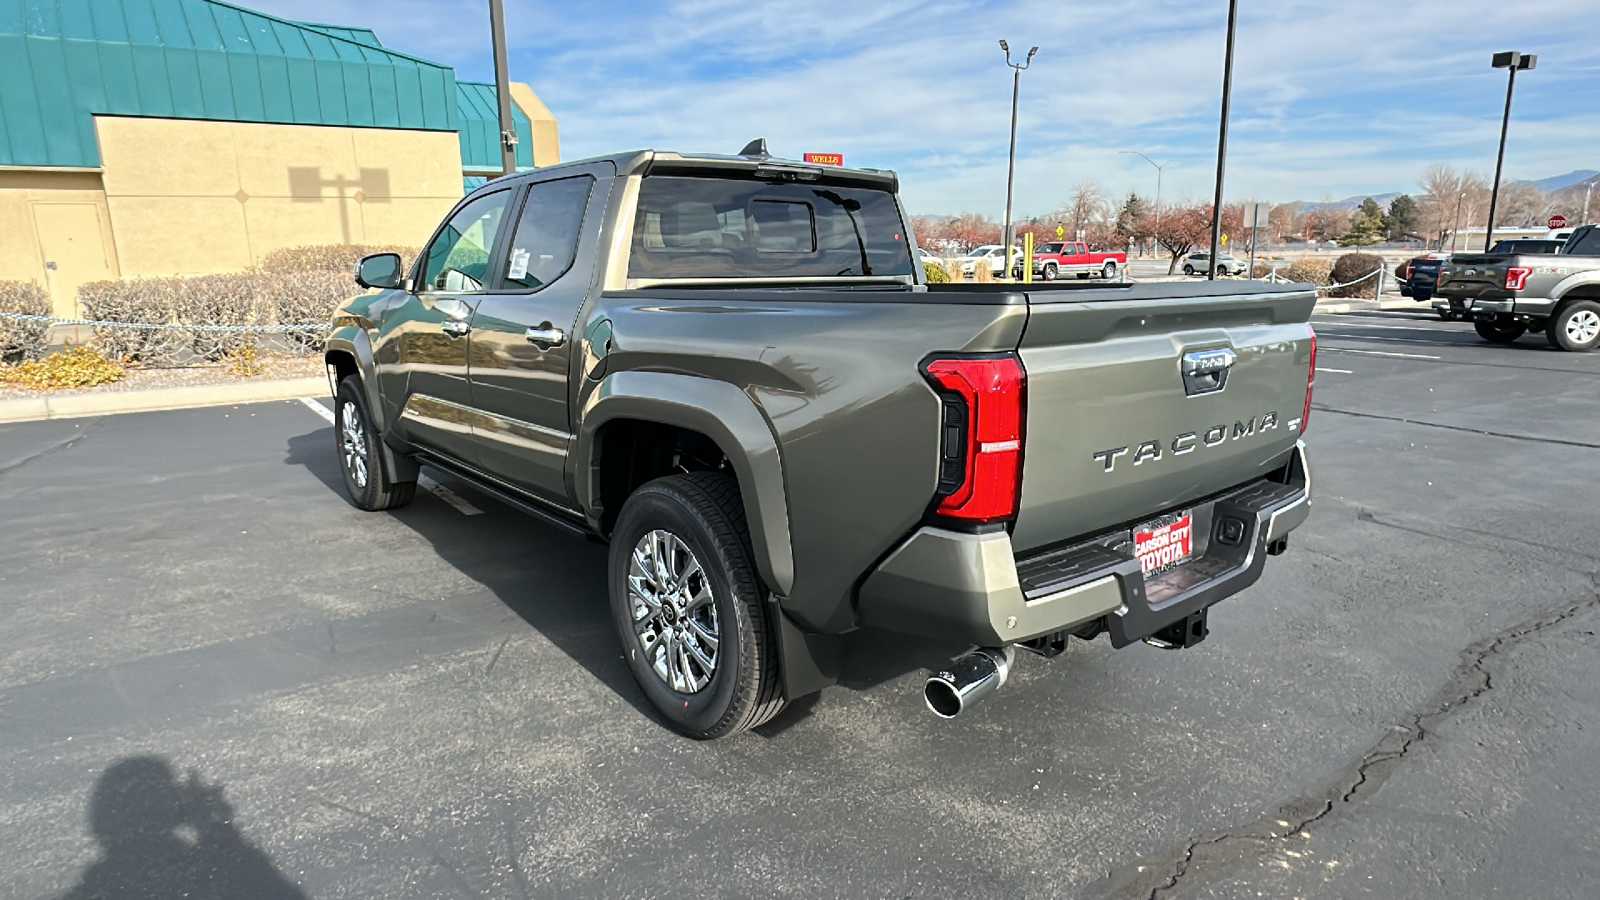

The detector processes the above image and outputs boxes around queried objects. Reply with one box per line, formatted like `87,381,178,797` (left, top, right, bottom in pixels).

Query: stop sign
1548,214,1568,229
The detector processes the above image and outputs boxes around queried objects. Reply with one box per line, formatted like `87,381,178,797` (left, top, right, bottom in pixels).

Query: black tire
1473,318,1527,344
334,376,416,511
1183,265,1196,276
1041,263,1057,281
1546,300,1600,352
1101,262,1117,279
609,472,785,739
1436,309,1454,321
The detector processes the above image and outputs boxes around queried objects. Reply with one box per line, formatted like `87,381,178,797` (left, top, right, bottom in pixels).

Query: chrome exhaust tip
924,647,1014,718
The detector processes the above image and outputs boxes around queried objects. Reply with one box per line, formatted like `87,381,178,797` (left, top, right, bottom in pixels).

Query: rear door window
629,176,913,280
1565,227,1600,256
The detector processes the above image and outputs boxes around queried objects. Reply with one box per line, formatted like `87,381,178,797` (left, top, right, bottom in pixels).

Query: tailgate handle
1180,348,1236,396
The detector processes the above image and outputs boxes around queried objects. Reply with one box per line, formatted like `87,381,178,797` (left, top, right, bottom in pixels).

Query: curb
0,376,328,424
1315,298,1424,314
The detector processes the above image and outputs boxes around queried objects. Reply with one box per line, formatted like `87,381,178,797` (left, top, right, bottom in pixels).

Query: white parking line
298,396,333,423
1321,347,1441,360
1312,321,1460,333
297,396,483,516
1314,367,1354,374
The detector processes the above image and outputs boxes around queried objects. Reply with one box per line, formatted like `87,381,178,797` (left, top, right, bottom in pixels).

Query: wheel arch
324,326,385,431
577,371,795,596
1551,272,1600,304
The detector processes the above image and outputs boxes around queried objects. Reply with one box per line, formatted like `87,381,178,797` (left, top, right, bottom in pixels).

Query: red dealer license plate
1134,513,1193,577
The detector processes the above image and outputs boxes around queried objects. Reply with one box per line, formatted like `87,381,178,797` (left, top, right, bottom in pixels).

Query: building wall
0,169,120,317
94,116,465,278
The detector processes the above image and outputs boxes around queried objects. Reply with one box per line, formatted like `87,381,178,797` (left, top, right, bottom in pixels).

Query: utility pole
1451,191,1466,253
1584,182,1594,225
1485,50,1537,251
489,0,518,176
998,40,1037,283
1120,150,1175,249
1207,0,1239,280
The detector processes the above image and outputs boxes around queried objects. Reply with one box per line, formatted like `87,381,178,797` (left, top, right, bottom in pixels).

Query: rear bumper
857,442,1311,647
1438,296,1556,317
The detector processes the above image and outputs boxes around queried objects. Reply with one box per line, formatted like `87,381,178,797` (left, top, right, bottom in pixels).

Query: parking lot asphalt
2,309,1597,899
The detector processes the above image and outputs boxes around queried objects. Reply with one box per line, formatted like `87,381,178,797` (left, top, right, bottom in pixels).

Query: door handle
525,325,566,347
440,320,471,337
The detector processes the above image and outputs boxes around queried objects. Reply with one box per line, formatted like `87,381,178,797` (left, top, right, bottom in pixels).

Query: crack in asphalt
1096,584,1600,900
1311,406,1600,450
1352,507,1600,566
0,421,100,480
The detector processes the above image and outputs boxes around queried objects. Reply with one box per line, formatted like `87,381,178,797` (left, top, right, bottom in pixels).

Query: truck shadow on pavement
285,428,963,737
54,756,304,900
283,429,660,725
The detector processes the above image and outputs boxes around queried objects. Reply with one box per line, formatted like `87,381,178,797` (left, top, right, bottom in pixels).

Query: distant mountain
1531,170,1598,192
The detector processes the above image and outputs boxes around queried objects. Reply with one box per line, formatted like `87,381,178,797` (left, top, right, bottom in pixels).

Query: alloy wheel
1567,309,1600,345
628,530,720,693
340,403,368,488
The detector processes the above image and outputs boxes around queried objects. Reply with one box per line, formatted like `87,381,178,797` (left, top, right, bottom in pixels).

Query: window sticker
508,248,531,280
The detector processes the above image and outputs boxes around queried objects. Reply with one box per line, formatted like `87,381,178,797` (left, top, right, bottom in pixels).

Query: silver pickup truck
1436,224,1600,351
324,146,1315,738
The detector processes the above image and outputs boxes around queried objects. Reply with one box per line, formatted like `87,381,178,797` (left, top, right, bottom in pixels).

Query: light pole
489,0,518,176
1120,150,1175,255
1207,0,1240,280
1450,191,1466,252
1484,50,1536,251
999,40,1037,282
1583,182,1593,225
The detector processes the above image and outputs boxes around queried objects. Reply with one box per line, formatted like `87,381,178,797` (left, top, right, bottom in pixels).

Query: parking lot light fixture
999,41,1037,283
1485,50,1537,251
1120,150,1176,248
1207,0,1239,281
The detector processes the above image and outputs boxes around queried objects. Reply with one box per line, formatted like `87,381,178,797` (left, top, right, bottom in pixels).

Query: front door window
420,191,511,293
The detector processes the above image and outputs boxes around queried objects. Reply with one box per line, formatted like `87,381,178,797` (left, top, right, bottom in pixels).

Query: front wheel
609,473,786,739
334,377,415,511
1547,300,1600,352
1183,265,1196,276
1041,263,1057,281
1473,318,1527,344
1101,262,1118,279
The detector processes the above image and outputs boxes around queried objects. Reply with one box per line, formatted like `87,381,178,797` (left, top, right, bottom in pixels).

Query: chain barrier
1263,266,1384,290
0,310,328,333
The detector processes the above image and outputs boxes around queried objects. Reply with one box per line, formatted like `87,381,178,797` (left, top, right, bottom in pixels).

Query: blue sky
249,0,1600,218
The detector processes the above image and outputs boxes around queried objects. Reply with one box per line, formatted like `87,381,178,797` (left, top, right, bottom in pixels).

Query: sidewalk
0,376,326,424
1314,296,1425,314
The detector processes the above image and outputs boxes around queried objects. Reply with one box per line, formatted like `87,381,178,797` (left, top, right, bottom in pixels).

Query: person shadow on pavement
55,756,305,900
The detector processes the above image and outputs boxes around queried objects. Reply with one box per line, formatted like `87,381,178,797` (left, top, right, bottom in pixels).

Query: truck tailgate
1011,284,1315,555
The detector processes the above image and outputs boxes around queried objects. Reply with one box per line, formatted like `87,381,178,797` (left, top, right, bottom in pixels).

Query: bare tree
1152,204,1213,274
1493,181,1548,228
1060,180,1111,237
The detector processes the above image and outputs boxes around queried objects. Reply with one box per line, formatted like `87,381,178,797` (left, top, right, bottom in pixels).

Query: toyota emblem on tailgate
1180,348,1237,396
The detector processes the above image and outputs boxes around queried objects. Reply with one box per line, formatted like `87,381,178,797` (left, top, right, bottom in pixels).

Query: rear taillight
922,355,1026,523
1504,267,1532,291
1301,331,1316,434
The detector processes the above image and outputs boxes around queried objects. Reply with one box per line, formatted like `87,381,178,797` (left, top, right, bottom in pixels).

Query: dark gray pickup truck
324,146,1315,738
1436,224,1600,351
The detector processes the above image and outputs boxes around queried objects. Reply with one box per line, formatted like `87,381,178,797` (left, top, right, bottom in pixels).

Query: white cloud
244,0,1600,215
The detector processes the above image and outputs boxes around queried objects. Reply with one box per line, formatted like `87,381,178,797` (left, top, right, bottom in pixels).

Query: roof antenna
738,138,770,158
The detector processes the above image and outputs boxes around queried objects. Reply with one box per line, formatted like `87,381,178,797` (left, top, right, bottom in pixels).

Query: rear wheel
1546,300,1600,352
1473,317,1527,344
334,377,415,511
609,473,785,739
1183,265,1196,276
1101,261,1118,279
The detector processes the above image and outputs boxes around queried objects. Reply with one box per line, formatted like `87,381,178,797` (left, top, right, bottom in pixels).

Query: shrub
1328,253,1386,298
0,344,124,390
1282,257,1332,287
1250,262,1274,279
259,244,419,275
972,262,994,284
0,280,51,364
923,259,950,284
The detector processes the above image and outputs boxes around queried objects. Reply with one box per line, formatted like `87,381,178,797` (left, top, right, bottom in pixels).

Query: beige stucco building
0,2,559,317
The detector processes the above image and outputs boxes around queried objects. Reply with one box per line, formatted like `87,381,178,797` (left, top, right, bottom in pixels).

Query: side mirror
354,253,403,290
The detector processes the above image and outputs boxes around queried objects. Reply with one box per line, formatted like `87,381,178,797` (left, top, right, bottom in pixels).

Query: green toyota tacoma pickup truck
323,145,1316,738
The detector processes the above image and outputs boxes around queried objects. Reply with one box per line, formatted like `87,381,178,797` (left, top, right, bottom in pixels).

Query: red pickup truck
1017,241,1127,281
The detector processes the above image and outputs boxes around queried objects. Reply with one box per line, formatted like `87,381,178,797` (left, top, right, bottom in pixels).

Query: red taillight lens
922,355,1026,523
1301,331,1316,434
1504,267,1532,291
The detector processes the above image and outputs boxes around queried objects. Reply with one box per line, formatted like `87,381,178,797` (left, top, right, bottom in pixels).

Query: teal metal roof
0,0,465,168
295,21,384,49
455,80,533,174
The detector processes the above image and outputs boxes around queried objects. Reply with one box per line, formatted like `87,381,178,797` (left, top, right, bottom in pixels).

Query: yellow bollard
1023,233,1034,284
